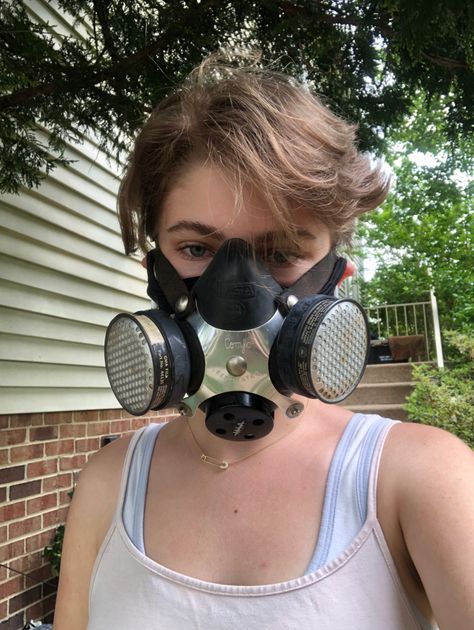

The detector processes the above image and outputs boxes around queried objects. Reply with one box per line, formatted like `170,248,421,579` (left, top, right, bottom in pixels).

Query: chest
142,454,331,585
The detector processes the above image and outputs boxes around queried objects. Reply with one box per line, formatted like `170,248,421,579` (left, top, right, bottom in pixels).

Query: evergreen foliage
1,1,473,193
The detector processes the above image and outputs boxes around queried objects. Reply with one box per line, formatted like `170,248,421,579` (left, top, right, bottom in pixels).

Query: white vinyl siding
0,1,149,414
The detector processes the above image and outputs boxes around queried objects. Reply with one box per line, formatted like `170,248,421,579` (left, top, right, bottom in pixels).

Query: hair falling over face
118,49,391,256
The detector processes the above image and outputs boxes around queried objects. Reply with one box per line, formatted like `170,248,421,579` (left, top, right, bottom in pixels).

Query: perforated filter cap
272,296,369,403
105,315,155,415
310,300,368,401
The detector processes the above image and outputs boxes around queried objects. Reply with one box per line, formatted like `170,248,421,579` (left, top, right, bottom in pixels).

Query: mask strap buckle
146,248,194,318
277,251,347,309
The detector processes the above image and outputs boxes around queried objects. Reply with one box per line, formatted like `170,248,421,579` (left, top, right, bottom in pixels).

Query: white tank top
87,414,437,629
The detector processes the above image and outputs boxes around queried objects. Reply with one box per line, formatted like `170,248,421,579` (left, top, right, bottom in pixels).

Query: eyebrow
167,220,225,240
166,220,316,243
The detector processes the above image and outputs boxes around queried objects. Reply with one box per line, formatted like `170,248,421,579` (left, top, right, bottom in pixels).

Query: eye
178,243,213,259
264,250,301,266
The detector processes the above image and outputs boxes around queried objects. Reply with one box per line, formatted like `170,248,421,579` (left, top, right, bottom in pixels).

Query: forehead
157,164,321,242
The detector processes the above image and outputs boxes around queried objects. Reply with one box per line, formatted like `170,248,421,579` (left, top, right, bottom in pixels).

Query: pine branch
0,36,167,111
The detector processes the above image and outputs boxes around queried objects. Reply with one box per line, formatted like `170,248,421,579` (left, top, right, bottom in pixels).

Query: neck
182,398,317,465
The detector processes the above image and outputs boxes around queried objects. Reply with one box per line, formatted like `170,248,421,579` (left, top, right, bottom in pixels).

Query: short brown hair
118,50,390,254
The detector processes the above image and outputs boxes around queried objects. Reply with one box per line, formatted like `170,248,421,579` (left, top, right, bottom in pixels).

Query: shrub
404,329,474,448
43,489,73,577
43,524,65,577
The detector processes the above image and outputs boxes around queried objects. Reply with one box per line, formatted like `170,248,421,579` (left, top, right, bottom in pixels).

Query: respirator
104,239,369,441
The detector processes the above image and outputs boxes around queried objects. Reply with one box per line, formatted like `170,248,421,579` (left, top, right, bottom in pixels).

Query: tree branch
0,36,168,111
278,1,469,71
421,51,469,71
0,0,469,113
92,0,119,64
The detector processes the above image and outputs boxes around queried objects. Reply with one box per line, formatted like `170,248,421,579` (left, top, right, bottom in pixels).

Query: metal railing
364,291,444,368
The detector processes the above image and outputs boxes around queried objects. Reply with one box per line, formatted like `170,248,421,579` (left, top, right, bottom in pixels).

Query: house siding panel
0,4,149,416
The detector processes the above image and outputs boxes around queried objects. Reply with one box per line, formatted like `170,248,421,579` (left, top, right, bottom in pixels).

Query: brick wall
0,408,166,630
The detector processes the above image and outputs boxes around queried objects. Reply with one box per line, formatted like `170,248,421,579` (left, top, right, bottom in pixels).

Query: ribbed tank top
88,413,437,629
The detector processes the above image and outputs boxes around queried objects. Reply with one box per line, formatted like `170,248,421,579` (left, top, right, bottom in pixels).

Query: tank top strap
307,413,399,572
119,422,165,552
366,415,400,520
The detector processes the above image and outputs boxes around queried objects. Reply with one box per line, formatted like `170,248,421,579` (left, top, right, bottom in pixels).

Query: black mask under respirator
104,239,369,441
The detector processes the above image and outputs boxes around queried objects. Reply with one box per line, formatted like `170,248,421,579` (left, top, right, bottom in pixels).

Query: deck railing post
430,290,444,369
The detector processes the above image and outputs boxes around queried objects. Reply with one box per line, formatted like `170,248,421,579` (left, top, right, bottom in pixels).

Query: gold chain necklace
186,418,294,470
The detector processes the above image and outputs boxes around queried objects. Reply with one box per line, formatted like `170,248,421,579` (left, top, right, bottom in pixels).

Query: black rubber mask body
146,241,346,315
171,239,351,441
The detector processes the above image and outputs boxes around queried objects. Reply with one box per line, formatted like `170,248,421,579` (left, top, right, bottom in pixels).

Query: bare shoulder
53,431,136,630
381,420,473,484
381,422,474,629
380,421,473,541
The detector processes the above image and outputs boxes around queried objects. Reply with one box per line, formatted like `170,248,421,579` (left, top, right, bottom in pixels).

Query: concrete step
361,363,413,384
361,361,435,384
337,360,434,421
344,382,414,406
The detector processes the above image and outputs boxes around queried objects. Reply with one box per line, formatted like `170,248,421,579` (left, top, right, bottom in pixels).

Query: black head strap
278,251,347,303
146,248,194,318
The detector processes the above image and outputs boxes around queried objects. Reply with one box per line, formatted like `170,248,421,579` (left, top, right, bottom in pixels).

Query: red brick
26,563,54,586
43,472,72,492
25,529,56,554
8,516,42,539
9,584,42,614
74,410,99,422
26,592,57,622
86,421,111,436
8,549,43,586
59,488,74,505
2,429,27,446
75,437,100,453
9,480,41,501
0,465,25,484
0,415,9,429
0,600,7,621
43,410,73,425
27,459,58,478
2,612,25,630
6,555,30,574
0,486,5,502
45,438,75,456
131,417,149,430
99,409,123,420
0,576,24,600
10,443,44,463
29,550,43,567
59,454,86,471
109,419,132,433
43,507,68,528
0,539,25,562
42,575,58,598
0,524,7,544
30,426,59,442
0,449,9,465
27,492,57,515
9,413,43,427
8,551,43,576
0,501,25,522
60,423,86,438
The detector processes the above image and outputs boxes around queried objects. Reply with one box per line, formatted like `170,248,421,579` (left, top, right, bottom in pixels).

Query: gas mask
104,239,369,441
